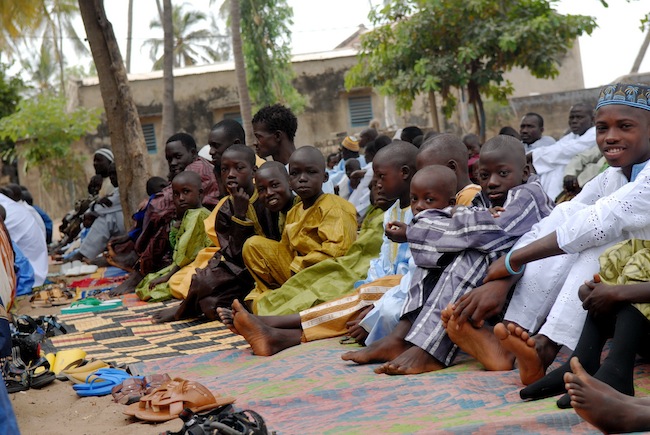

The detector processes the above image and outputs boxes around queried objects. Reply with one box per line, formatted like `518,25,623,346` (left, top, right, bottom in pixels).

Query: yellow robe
244,193,358,312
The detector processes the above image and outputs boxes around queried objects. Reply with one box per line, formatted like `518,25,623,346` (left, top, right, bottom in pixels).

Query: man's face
568,106,594,136
93,154,111,177
519,116,543,145
165,141,196,178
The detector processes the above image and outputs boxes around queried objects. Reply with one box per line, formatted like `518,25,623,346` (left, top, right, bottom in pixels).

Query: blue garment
32,205,52,244
12,242,34,297
354,201,412,288
329,156,367,186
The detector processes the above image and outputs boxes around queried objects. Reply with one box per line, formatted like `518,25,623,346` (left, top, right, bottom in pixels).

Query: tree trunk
161,0,175,140
230,0,254,145
125,0,133,73
428,91,440,132
78,0,152,223
631,29,650,74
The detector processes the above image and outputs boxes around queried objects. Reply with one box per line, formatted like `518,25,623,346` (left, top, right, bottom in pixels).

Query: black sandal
2,355,29,394
27,356,56,389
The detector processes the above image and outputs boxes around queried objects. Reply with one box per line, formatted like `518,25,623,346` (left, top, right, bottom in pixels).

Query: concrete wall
22,43,591,221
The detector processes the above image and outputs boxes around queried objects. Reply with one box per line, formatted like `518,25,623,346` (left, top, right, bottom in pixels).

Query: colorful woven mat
131,339,650,434
46,300,249,365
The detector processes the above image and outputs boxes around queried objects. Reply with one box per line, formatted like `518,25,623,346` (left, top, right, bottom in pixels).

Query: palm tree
229,0,254,145
144,4,229,70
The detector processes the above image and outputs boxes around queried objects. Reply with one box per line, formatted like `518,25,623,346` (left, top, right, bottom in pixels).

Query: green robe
136,207,213,302
255,205,386,316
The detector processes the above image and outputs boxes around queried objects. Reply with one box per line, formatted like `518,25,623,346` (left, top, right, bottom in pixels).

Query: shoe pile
163,405,271,435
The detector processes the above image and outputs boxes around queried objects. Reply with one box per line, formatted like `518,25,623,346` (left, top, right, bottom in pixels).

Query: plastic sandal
59,360,110,383
73,368,133,397
48,285,74,306
2,356,29,394
27,357,56,389
144,373,172,394
51,349,87,375
61,297,122,314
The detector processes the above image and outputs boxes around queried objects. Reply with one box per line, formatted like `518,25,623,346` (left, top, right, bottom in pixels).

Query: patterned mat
46,300,249,364
130,339,650,434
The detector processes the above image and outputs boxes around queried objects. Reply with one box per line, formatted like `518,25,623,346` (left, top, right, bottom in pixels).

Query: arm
172,209,213,267
290,203,358,272
148,264,180,288
409,184,553,268
216,200,257,262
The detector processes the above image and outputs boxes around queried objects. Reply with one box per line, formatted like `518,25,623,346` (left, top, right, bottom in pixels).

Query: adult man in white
531,103,596,200
0,193,47,286
520,112,556,153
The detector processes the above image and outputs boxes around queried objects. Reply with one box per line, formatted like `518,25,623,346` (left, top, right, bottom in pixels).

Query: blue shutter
142,123,157,154
348,96,373,128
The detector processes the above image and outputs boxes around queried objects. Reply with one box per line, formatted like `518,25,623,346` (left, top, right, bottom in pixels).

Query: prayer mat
44,301,249,365
130,339,650,434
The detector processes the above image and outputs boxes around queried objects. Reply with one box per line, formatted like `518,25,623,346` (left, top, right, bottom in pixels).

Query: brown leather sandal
111,377,146,405
125,378,235,422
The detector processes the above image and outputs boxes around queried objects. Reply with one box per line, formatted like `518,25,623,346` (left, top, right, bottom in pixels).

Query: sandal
144,373,172,394
111,377,146,405
2,355,29,394
59,359,110,383
51,349,86,375
127,378,236,422
73,368,133,397
48,285,74,306
29,290,52,308
27,356,56,389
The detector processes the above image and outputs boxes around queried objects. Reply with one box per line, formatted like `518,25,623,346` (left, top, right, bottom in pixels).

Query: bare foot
216,307,239,335
445,314,514,371
565,357,650,434
109,271,143,296
374,346,444,375
341,334,411,364
495,323,545,385
150,307,178,324
232,300,302,356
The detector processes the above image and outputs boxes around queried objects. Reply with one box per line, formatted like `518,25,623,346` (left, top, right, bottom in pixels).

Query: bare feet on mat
565,357,650,434
216,307,239,335
445,311,514,371
150,306,178,324
109,272,143,296
494,323,545,385
374,346,444,375
341,334,411,364
232,299,301,356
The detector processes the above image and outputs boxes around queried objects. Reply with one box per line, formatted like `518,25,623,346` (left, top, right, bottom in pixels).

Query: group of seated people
42,82,650,433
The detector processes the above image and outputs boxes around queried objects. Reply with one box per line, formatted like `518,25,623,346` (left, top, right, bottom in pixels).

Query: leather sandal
126,378,236,422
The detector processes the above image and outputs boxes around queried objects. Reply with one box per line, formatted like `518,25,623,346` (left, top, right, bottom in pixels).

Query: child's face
253,122,279,158
172,179,202,216
208,128,233,165
166,141,197,178
288,156,326,205
409,174,454,215
345,161,361,178
220,152,255,195
477,152,529,207
327,154,340,169
372,160,407,204
595,105,650,175
256,167,293,213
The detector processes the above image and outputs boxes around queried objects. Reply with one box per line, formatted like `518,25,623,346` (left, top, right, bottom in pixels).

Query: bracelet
504,250,525,275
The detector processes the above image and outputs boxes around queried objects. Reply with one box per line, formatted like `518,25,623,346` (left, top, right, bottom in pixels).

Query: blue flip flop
72,368,134,397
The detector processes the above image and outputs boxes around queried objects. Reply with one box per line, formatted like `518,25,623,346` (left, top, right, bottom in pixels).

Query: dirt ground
9,297,180,435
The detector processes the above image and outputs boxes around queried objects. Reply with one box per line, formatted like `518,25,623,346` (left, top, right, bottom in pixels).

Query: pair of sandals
124,378,236,422
111,373,171,405
29,284,74,308
3,346,56,393
72,368,133,397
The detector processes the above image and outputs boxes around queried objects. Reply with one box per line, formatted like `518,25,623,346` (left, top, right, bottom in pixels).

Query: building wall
30,43,589,220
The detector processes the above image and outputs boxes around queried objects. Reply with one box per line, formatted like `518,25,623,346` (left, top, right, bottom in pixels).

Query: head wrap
341,136,360,152
94,148,114,163
596,83,650,112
